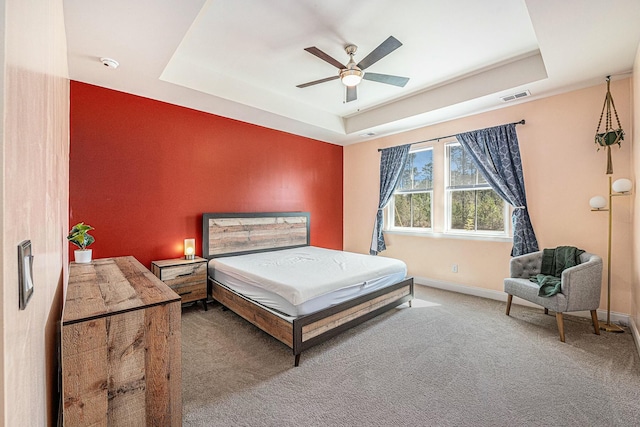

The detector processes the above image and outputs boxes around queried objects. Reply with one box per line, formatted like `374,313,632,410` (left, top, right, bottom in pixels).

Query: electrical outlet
451,264,458,273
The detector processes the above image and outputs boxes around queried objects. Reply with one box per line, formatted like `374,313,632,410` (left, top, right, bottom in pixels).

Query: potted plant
67,222,95,263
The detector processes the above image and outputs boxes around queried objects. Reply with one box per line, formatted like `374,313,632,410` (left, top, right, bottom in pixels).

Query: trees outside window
447,143,505,233
391,148,433,229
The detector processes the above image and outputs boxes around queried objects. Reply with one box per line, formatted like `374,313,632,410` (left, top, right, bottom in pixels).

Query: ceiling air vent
500,90,531,102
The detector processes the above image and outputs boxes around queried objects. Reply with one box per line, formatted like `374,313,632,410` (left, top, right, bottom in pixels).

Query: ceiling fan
296,36,410,103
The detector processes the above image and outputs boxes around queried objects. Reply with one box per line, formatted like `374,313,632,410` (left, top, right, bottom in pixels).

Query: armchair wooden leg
590,310,600,335
556,312,565,342
505,294,512,316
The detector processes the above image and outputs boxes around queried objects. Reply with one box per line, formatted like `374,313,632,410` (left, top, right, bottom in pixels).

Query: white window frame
387,147,433,233
444,142,510,237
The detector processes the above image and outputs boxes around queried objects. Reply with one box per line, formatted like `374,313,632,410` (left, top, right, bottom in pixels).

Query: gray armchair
504,251,603,342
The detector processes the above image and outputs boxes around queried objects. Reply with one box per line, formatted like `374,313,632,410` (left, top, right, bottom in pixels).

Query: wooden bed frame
202,212,414,366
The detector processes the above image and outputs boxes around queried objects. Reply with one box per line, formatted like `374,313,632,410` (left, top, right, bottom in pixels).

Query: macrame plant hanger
595,76,625,174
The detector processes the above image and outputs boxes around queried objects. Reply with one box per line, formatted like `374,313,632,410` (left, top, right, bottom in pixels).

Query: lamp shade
589,196,607,209
340,69,363,86
184,238,195,259
612,178,632,193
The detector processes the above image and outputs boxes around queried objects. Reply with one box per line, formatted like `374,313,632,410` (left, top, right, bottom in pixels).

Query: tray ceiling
63,0,640,145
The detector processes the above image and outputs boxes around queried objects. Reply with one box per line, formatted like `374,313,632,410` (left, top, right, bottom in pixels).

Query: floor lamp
589,176,632,332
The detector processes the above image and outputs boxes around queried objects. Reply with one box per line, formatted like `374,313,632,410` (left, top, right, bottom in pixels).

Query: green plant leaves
67,222,95,250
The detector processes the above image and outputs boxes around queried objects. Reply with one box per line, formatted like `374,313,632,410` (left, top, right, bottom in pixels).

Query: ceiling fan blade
346,85,357,102
357,36,403,70
296,75,340,88
304,47,346,69
363,72,410,87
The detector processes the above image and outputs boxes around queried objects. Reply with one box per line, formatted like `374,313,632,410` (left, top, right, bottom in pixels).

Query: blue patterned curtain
456,124,538,256
370,144,411,255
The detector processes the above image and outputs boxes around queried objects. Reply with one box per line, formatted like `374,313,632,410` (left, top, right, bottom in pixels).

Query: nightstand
151,256,208,310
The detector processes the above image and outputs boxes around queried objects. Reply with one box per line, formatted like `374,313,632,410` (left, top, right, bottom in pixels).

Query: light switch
18,240,34,310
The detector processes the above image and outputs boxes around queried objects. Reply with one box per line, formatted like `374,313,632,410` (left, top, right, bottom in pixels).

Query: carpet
181,285,640,426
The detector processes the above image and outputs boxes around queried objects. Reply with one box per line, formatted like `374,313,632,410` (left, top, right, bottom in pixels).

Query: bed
202,212,414,366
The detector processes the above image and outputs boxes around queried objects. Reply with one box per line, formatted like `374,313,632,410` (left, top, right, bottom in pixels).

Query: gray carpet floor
181,285,640,426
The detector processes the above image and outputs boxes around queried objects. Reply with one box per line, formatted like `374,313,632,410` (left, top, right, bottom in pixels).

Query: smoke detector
100,57,119,69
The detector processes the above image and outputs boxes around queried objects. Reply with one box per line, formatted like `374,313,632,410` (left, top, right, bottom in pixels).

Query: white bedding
209,246,407,316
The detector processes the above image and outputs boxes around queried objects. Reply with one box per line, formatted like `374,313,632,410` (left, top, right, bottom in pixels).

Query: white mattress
209,246,407,317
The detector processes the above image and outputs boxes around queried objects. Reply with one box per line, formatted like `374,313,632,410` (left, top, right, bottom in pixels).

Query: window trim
383,228,513,242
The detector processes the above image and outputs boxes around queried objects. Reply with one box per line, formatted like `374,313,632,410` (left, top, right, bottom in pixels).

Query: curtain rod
377,119,525,152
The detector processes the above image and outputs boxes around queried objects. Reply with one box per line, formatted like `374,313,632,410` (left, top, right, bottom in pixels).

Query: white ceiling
63,0,640,145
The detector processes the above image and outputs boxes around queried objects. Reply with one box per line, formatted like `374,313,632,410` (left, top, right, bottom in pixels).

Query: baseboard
630,317,640,358
414,276,530,304
413,276,630,326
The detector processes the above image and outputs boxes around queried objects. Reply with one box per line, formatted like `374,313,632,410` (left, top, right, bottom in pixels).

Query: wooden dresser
62,256,182,426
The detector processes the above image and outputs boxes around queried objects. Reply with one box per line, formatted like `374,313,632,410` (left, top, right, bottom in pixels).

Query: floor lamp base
599,322,624,333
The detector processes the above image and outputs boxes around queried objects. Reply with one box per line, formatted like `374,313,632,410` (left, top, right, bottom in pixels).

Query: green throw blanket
529,246,585,297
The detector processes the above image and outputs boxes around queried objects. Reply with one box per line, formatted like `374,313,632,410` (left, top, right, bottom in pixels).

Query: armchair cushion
504,277,567,312
509,250,543,279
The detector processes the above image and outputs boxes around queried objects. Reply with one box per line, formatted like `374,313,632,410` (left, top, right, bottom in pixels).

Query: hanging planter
594,76,624,174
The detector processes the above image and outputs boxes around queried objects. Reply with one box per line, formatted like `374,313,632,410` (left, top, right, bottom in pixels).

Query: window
384,141,510,240
389,148,433,230
446,143,506,234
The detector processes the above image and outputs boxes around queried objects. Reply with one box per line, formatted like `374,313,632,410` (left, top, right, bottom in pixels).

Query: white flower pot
74,249,92,263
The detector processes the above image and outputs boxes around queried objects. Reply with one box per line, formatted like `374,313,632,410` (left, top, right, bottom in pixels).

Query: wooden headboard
202,212,310,259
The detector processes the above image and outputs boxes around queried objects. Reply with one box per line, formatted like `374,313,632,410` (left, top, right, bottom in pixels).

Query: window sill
384,229,512,243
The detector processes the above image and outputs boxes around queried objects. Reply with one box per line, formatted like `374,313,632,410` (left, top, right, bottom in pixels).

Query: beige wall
1,0,69,425
632,47,640,338
345,78,634,316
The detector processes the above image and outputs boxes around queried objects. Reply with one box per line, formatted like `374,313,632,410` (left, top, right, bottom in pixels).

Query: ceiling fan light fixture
340,69,363,86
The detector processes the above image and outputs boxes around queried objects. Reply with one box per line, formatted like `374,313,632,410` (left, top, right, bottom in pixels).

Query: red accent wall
69,81,343,268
